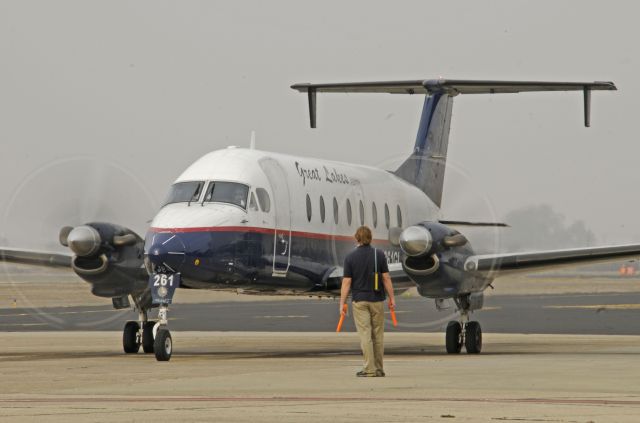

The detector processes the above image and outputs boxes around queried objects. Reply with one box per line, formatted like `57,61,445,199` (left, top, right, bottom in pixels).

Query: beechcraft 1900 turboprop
2,79,640,361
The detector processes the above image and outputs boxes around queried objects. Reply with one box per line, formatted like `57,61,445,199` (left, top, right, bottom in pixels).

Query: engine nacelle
60,222,148,300
397,221,479,296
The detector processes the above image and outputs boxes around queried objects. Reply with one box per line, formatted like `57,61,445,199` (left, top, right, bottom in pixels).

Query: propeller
2,156,157,254
1,156,158,329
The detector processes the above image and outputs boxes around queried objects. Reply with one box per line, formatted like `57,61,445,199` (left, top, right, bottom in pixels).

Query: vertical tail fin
394,94,453,207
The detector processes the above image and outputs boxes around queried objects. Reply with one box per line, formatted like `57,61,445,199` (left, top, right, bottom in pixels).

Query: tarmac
2,332,640,422
2,262,640,422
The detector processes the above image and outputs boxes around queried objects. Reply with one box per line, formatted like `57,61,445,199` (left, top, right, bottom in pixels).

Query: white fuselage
151,147,440,241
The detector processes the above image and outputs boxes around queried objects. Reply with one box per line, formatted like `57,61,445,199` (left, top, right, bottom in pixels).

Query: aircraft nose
147,232,186,272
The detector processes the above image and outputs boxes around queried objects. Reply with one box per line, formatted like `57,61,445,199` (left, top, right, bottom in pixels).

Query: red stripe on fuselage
149,226,391,244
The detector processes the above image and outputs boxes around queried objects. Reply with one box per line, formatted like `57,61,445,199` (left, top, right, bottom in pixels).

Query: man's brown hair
355,226,372,245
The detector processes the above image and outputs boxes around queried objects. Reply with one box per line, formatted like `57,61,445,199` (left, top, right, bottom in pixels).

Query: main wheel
445,321,462,354
465,321,482,354
142,321,156,353
154,328,172,361
123,321,141,354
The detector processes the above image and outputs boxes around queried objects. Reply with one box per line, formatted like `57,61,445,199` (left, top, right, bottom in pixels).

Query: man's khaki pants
352,301,385,375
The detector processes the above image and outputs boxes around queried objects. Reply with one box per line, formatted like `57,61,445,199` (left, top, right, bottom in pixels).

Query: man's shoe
356,370,376,377
375,369,386,377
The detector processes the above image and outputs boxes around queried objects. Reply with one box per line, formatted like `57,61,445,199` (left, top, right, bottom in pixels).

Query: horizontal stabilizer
292,79,616,95
291,78,616,128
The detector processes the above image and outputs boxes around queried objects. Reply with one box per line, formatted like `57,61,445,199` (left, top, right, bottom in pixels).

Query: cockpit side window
163,181,204,205
255,188,271,213
203,181,249,209
249,192,259,211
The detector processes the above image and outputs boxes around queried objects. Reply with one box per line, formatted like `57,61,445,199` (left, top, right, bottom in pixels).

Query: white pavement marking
254,315,310,319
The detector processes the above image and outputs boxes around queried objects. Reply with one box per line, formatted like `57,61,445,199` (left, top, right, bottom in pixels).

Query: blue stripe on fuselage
145,229,402,293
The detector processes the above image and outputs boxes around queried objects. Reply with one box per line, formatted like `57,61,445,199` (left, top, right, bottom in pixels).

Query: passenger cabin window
256,188,271,212
359,200,365,226
203,181,249,209
384,204,390,229
397,205,403,227
319,196,326,223
306,194,312,222
372,202,378,228
346,199,352,226
163,181,204,205
249,192,259,211
333,197,339,225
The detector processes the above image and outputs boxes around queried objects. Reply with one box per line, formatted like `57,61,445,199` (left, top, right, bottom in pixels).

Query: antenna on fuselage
249,131,256,150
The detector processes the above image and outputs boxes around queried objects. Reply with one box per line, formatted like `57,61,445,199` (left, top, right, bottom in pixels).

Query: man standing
340,226,396,377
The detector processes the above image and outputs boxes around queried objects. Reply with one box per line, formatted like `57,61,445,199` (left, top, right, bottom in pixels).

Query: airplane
2,78,640,361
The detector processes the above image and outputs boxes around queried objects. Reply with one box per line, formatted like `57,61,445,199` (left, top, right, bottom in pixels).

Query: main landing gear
122,310,158,355
444,295,482,354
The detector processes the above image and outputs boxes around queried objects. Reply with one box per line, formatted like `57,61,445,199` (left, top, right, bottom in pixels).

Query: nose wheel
154,327,172,361
153,304,173,361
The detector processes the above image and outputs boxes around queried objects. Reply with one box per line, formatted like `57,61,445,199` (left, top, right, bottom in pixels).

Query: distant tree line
501,204,596,252
466,204,597,254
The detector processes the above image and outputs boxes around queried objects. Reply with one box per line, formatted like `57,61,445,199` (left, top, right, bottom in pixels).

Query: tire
142,321,156,353
123,321,141,354
154,328,172,361
465,321,482,354
445,321,462,354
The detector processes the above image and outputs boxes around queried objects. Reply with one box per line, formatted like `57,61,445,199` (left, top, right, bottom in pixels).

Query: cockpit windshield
163,181,204,205
203,181,249,209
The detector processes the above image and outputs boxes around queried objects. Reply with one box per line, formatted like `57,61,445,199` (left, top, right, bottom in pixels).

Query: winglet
584,87,591,127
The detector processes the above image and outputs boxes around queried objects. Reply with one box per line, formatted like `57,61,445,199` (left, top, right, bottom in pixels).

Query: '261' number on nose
153,274,174,287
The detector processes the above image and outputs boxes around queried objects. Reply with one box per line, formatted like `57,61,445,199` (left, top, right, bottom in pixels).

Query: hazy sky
1,0,638,250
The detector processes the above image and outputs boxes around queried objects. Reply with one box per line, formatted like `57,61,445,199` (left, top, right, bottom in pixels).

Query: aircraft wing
464,244,640,278
325,262,406,280
0,247,72,268
387,262,408,279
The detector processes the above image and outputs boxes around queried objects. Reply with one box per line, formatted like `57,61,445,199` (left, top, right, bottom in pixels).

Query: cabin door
259,157,291,277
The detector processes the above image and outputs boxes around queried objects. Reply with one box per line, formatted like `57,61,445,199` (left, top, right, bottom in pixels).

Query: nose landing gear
152,303,173,361
121,271,180,361
154,326,172,361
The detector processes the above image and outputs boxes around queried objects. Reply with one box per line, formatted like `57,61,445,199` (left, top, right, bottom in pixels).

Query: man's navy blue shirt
343,244,389,302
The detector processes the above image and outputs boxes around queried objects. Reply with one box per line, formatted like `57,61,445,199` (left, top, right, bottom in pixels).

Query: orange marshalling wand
389,303,398,327
336,304,348,332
